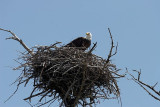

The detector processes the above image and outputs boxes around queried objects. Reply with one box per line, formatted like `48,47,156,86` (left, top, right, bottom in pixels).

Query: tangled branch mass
1,28,124,107
17,45,120,106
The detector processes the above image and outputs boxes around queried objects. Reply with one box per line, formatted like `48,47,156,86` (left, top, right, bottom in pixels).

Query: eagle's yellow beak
86,33,89,35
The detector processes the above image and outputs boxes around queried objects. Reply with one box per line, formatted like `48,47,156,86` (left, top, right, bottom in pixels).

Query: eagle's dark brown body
65,37,91,50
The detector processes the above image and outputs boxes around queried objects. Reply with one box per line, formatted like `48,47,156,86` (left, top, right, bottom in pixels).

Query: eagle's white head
85,32,92,40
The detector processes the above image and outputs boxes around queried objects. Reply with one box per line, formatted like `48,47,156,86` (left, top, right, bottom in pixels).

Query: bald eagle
65,32,92,51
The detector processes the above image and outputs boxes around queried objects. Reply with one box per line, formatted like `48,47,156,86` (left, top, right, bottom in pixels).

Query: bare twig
127,69,160,101
24,91,46,101
4,84,19,103
0,28,34,55
106,28,118,64
88,42,97,54
4,77,23,103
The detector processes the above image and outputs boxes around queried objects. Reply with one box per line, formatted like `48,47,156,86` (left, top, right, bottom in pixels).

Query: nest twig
1,28,125,107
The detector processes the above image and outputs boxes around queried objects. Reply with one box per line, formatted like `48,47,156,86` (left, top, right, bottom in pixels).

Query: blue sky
1,0,160,107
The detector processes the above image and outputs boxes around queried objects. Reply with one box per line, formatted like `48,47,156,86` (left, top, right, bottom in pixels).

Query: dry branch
106,28,118,64
0,28,34,55
127,69,160,101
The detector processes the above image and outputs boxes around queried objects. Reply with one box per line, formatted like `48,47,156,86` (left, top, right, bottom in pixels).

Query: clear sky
1,0,160,107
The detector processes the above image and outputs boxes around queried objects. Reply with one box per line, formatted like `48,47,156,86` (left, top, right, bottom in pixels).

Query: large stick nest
1,28,124,107
13,43,122,107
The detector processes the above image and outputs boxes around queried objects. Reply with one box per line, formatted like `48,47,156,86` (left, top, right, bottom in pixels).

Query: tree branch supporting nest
1,28,124,107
